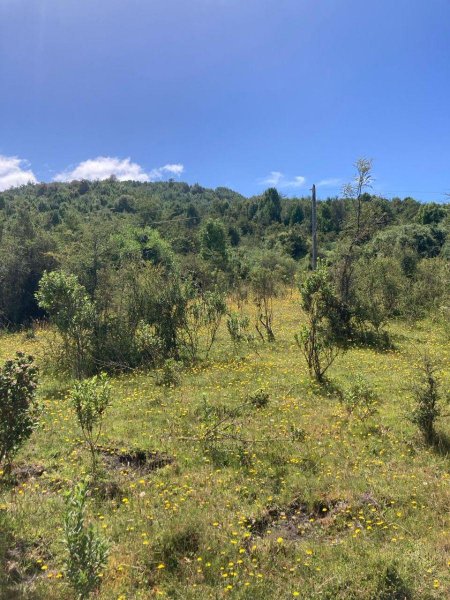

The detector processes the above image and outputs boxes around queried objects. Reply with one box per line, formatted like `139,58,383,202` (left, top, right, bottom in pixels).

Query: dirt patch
246,497,349,543
99,447,174,474
4,538,50,585
1,464,46,486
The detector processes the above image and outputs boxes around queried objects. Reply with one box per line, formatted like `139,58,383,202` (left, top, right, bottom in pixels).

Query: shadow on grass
430,430,450,458
0,512,40,600
350,328,395,354
309,377,342,399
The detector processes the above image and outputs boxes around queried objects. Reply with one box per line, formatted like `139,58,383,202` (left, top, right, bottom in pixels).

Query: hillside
0,178,449,599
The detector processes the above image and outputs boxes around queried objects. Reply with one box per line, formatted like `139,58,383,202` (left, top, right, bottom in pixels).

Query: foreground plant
64,481,109,599
410,355,445,444
69,374,111,474
0,353,39,474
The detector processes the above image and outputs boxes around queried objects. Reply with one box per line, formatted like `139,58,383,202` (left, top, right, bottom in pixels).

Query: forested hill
0,178,449,327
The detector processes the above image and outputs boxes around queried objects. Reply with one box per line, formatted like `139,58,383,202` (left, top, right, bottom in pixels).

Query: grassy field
0,293,449,599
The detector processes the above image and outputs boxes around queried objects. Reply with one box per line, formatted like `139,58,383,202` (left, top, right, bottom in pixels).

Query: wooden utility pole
311,184,318,270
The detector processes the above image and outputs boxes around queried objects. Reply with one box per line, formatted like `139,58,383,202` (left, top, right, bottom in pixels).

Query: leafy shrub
410,356,444,443
64,482,109,599
156,359,182,388
135,320,164,364
338,375,379,421
36,270,95,378
226,311,253,348
0,353,39,473
69,374,111,474
353,256,404,332
251,267,278,342
248,389,270,408
297,264,348,382
181,287,227,362
289,424,306,442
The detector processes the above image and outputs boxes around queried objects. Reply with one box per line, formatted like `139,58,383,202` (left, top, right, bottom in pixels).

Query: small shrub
182,287,227,362
251,267,278,342
289,424,306,442
410,355,443,443
226,312,253,348
248,389,270,408
135,321,164,364
64,482,108,599
23,327,37,341
339,375,379,421
36,270,95,379
69,374,111,474
297,264,348,382
156,359,181,388
0,353,39,473
374,564,412,600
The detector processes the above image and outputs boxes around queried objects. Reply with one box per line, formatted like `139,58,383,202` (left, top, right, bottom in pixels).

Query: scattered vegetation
0,171,449,598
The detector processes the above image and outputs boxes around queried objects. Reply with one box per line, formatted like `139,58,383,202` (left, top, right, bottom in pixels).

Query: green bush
338,375,379,421
64,482,109,599
0,353,39,473
297,264,348,382
410,356,443,443
69,374,111,474
248,389,270,408
181,287,227,362
36,270,95,378
226,311,253,349
156,359,182,388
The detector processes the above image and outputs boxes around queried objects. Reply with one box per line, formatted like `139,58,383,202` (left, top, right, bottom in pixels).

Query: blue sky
0,0,449,200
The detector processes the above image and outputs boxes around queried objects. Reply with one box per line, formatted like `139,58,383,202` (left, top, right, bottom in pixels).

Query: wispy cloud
149,163,184,180
317,178,341,188
0,155,37,191
261,171,283,186
54,157,185,183
259,171,306,189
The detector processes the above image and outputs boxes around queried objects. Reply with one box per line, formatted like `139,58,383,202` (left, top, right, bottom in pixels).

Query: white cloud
285,175,307,188
0,155,37,191
54,157,185,183
317,178,341,188
148,163,185,181
54,156,150,182
259,171,306,189
261,171,284,186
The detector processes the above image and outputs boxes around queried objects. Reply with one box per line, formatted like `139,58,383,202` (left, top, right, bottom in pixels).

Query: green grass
0,293,449,599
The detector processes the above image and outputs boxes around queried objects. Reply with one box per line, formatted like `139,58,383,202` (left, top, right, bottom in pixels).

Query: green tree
258,188,282,225
36,271,95,378
296,264,348,382
199,219,229,268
